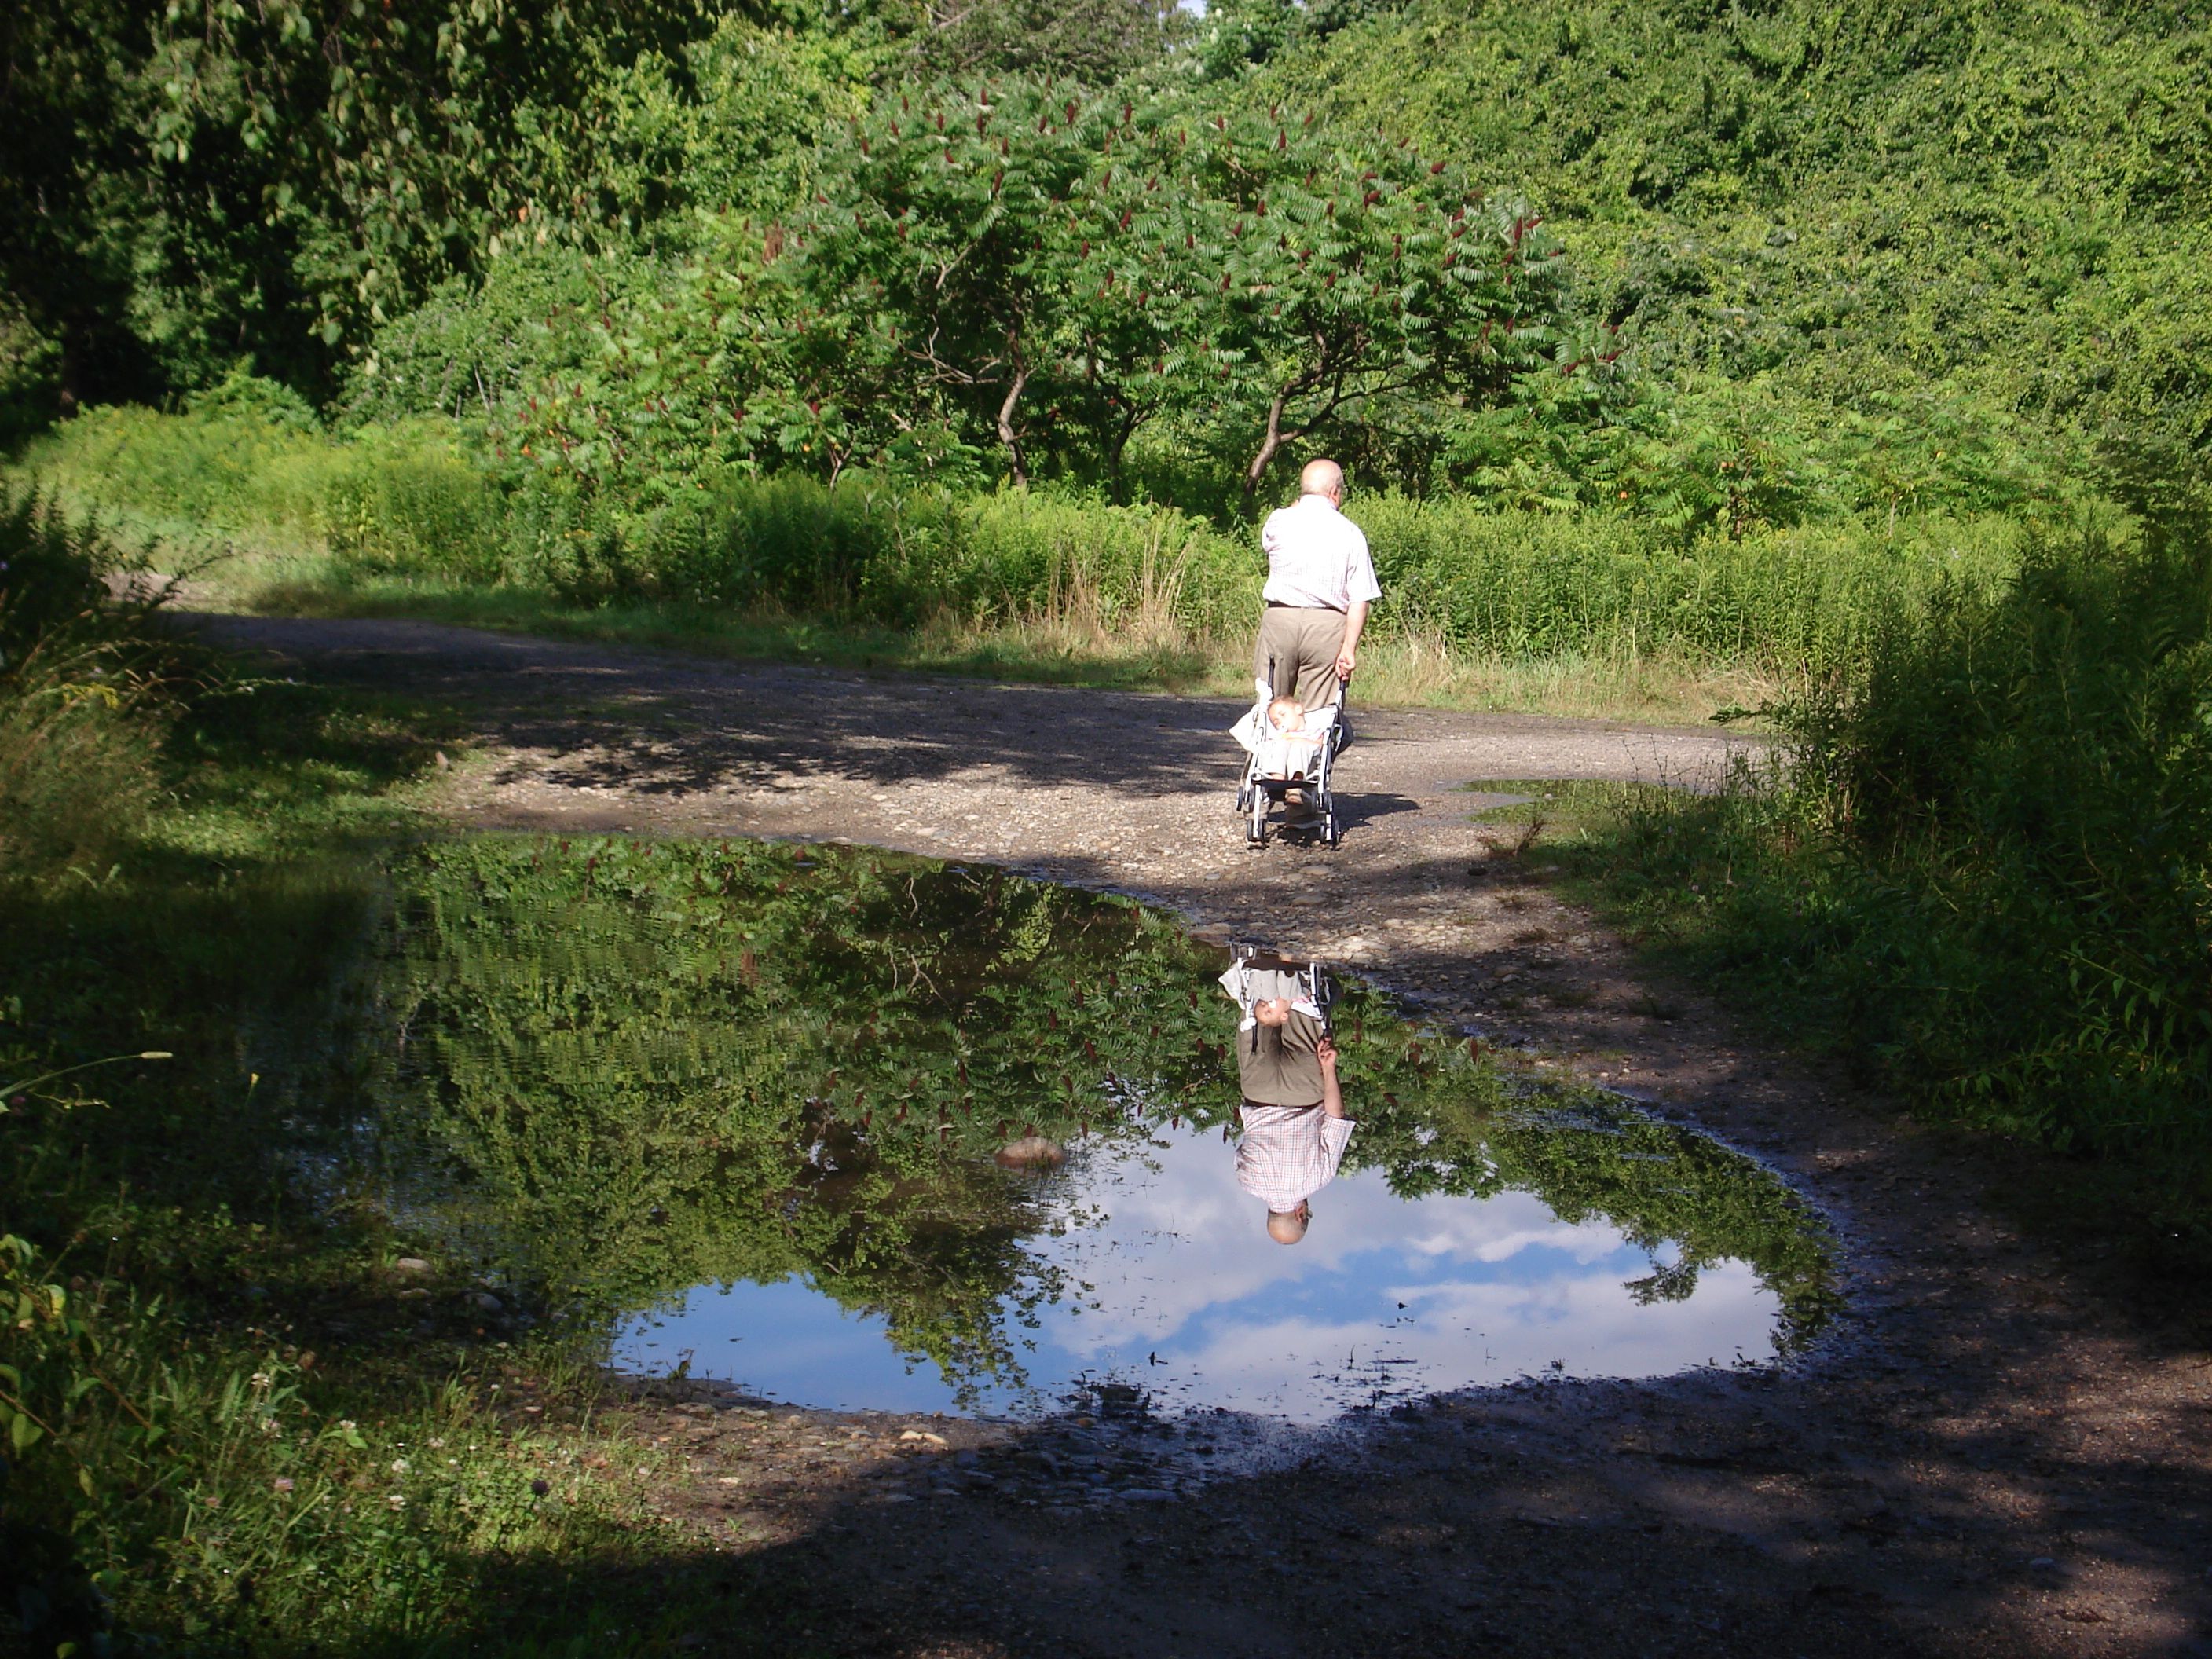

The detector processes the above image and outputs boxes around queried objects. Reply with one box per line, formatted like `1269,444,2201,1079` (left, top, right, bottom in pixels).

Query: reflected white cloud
613,1122,1791,1423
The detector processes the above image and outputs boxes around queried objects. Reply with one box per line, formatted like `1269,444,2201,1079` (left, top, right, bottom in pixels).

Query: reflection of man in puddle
1221,959,1355,1244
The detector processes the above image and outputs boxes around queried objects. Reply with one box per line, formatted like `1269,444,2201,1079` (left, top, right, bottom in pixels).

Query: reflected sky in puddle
620,1123,1784,1422
360,836,1837,1426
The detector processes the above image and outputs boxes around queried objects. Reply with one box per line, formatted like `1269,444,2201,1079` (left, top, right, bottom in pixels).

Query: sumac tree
794,79,1571,496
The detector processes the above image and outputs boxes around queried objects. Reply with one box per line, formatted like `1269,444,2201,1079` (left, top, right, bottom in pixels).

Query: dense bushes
1789,529,2212,1151
1575,524,2212,1241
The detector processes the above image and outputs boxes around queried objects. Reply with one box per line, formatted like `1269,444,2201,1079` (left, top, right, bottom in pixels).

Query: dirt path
200,613,2212,1658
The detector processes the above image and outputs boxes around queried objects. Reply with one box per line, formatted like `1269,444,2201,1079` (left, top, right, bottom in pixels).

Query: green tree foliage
20,0,2202,526
382,73,1576,515
1261,0,2212,500
780,79,1113,487
1193,0,1399,82
784,78,1570,495
910,0,1185,80
0,0,803,408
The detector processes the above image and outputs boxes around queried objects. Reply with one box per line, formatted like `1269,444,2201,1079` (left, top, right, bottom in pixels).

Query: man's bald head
1298,458,1344,500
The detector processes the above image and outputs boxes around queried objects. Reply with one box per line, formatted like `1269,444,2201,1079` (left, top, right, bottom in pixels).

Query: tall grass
1561,523,2212,1258
0,490,180,877
20,403,503,577
13,407,2092,709
1357,498,2031,679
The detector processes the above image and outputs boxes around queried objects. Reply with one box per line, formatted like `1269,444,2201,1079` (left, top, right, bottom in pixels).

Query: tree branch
1242,340,1330,499
997,337,1030,489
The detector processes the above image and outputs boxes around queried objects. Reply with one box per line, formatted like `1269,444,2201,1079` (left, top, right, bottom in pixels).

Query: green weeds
1476,528,2212,1280
15,406,2091,724
0,507,783,1656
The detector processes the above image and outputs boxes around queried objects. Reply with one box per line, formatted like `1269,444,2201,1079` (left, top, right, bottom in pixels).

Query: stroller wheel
1247,790,1269,847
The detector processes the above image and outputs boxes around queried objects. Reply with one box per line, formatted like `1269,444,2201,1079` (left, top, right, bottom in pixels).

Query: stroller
1221,946,1337,1028
1232,661,1349,848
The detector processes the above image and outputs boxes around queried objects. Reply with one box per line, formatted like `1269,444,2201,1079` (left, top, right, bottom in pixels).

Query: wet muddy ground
196,613,2212,1657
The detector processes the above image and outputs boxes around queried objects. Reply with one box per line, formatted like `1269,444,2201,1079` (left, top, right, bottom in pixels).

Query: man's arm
1317,1035,1346,1119
1335,601,1368,682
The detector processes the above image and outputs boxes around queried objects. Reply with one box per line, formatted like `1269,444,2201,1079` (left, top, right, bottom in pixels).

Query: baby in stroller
1232,673,1347,848
1258,697,1326,780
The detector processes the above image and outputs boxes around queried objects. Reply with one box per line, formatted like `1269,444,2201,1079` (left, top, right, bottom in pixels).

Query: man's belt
1264,599,1346,612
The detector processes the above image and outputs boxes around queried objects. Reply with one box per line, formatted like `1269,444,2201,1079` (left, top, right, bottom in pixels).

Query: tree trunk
1105,403,1142,504
1242,346,1328,503
997,352,1030,489
1241,378,1297,503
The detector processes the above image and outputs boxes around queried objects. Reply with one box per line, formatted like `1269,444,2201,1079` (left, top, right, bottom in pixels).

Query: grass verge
1462,769,2212,1306
199,546,1777,726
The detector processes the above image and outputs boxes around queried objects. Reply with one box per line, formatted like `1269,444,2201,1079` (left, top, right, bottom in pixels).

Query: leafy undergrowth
1460,529,2212,1293
0,504,800,1657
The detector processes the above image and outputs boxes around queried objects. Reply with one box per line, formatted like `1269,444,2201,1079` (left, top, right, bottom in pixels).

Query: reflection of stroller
1223,947,1336,1031
1232,661,1348,848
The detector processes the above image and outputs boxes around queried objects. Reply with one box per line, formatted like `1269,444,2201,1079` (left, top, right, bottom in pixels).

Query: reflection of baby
1258,696,1325,780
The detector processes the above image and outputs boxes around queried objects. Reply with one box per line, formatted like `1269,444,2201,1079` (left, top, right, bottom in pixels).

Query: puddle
353,837,1837,1425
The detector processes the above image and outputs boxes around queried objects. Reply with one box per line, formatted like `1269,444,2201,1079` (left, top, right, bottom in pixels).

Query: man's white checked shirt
1258,494,1382,613
1235,1104,1357,1212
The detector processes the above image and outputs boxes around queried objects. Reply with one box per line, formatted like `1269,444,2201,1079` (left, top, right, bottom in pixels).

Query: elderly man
1254,457,1382,712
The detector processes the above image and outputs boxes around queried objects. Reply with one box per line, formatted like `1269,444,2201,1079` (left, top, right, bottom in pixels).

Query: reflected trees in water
353,836,1836,1404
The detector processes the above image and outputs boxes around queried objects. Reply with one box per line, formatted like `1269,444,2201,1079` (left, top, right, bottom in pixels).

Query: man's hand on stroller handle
1336,599,1370,682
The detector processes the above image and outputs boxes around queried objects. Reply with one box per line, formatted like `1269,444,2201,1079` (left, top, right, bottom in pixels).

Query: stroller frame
1236,657,1348,849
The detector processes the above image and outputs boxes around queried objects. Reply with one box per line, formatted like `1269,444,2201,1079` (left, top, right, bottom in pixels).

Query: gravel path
198,613,2212,1659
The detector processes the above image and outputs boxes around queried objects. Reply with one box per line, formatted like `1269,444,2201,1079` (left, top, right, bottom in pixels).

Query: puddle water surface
356,837,1837,1424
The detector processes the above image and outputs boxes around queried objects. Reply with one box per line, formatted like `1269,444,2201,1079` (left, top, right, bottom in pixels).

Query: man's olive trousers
1253,604,1347,710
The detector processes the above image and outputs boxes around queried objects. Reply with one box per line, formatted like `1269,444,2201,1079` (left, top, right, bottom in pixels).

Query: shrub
343,246,656,427
1577,522,2212,1242
321,424,506,580
1785,527,2212,1152
0,490,173,878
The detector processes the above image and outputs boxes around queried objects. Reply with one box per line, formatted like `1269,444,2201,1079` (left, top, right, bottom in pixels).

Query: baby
1259,696,1325,780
